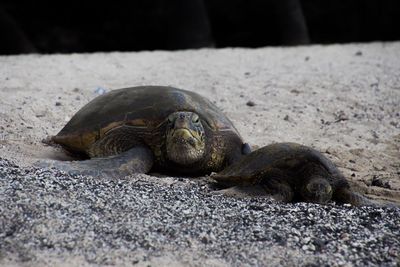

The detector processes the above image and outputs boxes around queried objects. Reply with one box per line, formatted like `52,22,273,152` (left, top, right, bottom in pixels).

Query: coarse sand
0,42,399,266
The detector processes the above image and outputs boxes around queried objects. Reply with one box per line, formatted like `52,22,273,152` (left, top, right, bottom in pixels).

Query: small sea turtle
212,142,377,206
39,86,250,177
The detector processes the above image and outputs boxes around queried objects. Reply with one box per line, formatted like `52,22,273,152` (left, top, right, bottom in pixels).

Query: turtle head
301,177,333,204
165,111,206,165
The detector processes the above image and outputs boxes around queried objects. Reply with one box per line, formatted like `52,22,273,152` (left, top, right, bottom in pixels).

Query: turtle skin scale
38,86,250,178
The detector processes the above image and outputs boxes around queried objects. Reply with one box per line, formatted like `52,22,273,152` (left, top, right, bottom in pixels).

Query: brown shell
52,86,240,153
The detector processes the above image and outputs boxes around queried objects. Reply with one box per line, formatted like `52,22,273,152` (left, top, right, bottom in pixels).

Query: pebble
246,101,255,107
94,87,108,95
371,176,391,189
0,157,399,266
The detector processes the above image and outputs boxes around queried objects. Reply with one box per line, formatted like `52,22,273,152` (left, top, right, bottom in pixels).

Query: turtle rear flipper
35,146,154,178
212,185,270,198
335,188,400,208
334,188,384,207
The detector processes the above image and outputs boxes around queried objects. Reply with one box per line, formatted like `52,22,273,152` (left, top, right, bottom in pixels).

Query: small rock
371,131,379,139
320,119,331,125
368,211,382,218
249,204,264,211
355,51,363,56
340,233,350,241
55,102,62,106
272,233,286,245
283,115,289,121
246,101,255,107
313,238,326,252
371,176,391,189
200,233,211,244
370,82,379,89
373,165,386,171
94,87,108,95
334,110,349,122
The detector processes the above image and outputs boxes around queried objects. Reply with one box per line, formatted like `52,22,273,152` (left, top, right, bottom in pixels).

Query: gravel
1,157,399,266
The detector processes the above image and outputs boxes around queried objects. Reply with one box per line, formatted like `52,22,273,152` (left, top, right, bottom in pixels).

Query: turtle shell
52,86,240,154
213,142,346,187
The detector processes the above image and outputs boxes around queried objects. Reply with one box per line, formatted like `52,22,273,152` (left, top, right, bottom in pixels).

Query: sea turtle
38,86,250,178
212,142,379,206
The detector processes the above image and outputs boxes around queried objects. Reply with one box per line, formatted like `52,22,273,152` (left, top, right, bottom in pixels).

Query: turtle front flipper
212,171,295,203
260,176,294,203
35,146,154,178
212,178,294,202
212,174,258,187
212,185,270,198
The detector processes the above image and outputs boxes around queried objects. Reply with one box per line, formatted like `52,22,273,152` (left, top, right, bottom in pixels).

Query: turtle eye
192,114,200,124
167,114,175,123
326,186,332,194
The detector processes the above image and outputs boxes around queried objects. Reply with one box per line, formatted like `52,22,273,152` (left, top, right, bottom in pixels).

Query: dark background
1,0,399,55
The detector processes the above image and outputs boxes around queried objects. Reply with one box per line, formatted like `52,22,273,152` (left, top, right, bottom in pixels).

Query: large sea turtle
212,142,385,207
38,86,250,178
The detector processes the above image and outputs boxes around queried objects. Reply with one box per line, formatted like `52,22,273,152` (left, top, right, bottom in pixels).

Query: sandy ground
1,42,399,200
0,42,399,265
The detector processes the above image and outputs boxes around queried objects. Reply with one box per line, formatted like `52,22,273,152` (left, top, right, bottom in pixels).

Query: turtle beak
173,128,195,139
172,128,203,147
171,113,202,142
